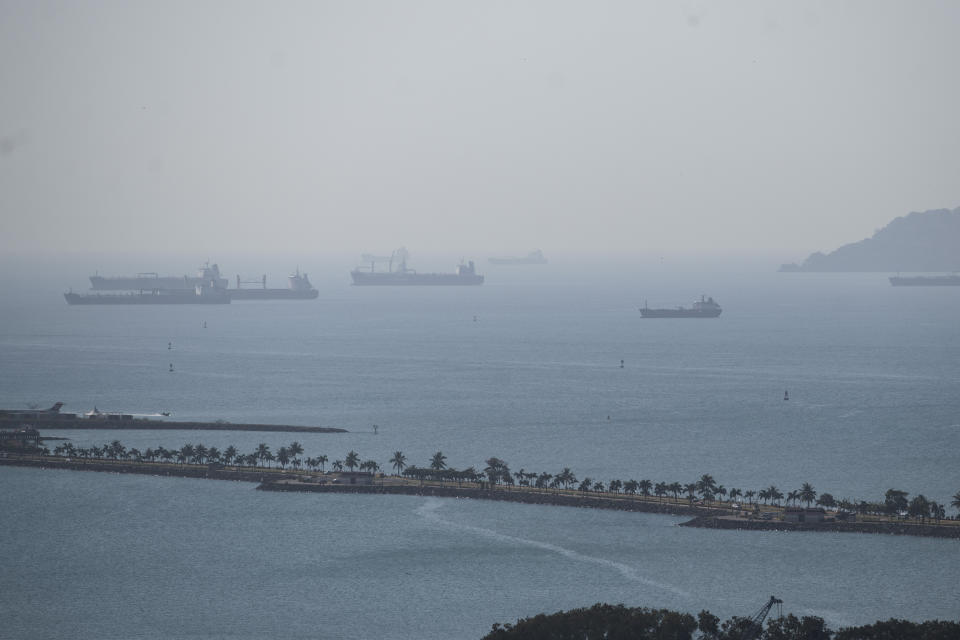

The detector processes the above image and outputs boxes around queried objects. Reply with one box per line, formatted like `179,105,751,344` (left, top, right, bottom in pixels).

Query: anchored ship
89,262,228,291
229,269,319,300
640,295,722,318
488,249,548,265
350,248,484,286
65,283,230,305
889,274,960,286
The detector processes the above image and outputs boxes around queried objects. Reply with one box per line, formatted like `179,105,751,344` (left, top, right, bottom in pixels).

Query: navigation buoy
373,424,379,435
168,342,172,350
784,390,789,401
169,363,174,372
473,315,478,322
620,359,624,368
203,321,207,329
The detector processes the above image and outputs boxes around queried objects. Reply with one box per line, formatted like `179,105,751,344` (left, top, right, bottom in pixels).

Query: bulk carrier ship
350,248,484,286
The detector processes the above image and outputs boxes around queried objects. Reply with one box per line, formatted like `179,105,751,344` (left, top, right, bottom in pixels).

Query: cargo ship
89,262,228,291
640,296,722,318
488,249,547,265
65,283,230,305
889,274,960,286
350,248,484,286
229,269,319,300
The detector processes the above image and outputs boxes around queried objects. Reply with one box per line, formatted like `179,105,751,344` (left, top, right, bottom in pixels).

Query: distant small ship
640,296,722,318
351,248,484,286
889,274,960,286
89,262,228,291
229,269,319,300
488,250,547,265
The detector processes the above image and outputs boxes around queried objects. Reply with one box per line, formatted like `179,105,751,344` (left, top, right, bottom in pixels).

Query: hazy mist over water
2,1,960,637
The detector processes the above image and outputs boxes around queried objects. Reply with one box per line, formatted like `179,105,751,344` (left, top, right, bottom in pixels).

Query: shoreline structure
0,416,346,433
2,455,957,540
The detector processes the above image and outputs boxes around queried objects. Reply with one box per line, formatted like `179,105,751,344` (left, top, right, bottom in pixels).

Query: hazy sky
1,1,958,257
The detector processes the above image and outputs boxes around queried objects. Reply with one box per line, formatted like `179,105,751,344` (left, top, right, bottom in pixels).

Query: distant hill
780,206,960,272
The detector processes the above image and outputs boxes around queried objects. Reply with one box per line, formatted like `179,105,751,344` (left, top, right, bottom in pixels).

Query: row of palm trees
46,441,960,521
50,440,380,475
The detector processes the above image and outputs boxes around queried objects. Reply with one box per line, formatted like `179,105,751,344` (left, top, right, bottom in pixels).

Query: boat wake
415,498,688,598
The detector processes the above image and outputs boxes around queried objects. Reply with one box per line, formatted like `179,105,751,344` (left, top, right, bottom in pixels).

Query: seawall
680,514,960,539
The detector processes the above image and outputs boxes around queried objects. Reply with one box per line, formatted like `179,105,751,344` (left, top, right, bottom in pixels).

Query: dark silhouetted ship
640,296,722,318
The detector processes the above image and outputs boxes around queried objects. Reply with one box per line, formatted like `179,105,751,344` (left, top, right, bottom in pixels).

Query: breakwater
4,455,958,540
680,514,960,539
0,454,281,483
257,479,714,516
0,415,346,433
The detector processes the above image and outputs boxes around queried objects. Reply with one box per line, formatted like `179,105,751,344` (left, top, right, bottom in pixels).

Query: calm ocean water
1,255,958,637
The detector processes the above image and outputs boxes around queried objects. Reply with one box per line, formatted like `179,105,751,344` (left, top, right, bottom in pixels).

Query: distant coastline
0,415,347,434
3,455,957,540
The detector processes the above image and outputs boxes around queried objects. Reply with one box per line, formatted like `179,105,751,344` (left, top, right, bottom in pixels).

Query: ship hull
350,271,484,286
65,292,231,305
228,289,319,300
89,276,228,291
639,309,722,318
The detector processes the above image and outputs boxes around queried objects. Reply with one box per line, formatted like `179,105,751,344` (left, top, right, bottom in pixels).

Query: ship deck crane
740,596,782,640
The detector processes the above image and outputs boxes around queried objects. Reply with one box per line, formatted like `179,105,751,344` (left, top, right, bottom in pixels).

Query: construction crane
740,596,783,640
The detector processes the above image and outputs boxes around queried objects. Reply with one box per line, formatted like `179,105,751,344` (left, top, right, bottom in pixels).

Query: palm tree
729,488,743,504
684,483,697,503
623,479,638,495
345,450,360,472
744,490,756,505
758,488,770,505
276,447,290,469
951,491,960,512
639,479,653,497
193,443,208,464
669,482,682,501
389,451,407,475
654,482,667,502
179,444,195,465
223,446,237,466
578,477,593,492
430,451,447,473
716,485,727,503
256,443,272,468
206,446,221,464
609,479,622,494
288,442,304,459
556,467,575,489
799,482,817,507
332,460,343,472
696,474,717,499
787,490,800,506
317,455,328,473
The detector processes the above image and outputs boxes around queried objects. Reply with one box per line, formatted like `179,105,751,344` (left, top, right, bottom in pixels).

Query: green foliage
483,606,960,640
